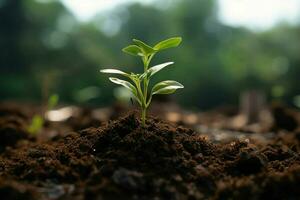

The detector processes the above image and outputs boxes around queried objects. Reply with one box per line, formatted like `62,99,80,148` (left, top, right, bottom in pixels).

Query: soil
0,103,299,199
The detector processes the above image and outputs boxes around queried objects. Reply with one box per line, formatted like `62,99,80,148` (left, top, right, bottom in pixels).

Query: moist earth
0,105,299,200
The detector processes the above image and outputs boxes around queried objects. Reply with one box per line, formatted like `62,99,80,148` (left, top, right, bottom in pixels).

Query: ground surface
0,103,299,199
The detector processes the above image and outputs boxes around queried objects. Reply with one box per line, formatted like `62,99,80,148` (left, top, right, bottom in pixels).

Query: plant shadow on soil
0,108,299,199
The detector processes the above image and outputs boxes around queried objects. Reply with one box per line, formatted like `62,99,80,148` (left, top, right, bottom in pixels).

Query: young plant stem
141,107,146,126
132,77,146,126
141,54,154,126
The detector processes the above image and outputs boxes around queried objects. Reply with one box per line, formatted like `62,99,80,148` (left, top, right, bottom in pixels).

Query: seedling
27,94,59,134
101,37,184,126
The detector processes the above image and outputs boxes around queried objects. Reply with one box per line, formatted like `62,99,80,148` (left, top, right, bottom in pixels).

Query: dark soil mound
0,114,299,199
0,115,30,152
271,104,299,131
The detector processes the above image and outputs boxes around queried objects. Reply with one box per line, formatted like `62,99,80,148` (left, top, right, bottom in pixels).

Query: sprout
27,94,59,135
101,37,184,126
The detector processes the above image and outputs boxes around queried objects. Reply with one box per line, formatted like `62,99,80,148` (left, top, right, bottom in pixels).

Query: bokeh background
1,0,300,110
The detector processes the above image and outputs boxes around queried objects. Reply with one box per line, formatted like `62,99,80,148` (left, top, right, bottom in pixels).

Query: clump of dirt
271,103,299,131
65,108,103,131
0,113,299,199
0,178,38,200
0,116,30,152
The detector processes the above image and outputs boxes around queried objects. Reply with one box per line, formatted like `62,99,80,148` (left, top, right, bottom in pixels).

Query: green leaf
100,69,128,76
133,39,156,55
48,94,59,110
139,72,148,80
147,62,174,77
109,77,139,100
28,115,44,135
122,45,143,56
154,37,182,51
151,80,184,95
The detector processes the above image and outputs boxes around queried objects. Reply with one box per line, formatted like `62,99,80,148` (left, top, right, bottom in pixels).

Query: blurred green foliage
0,0,299,109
